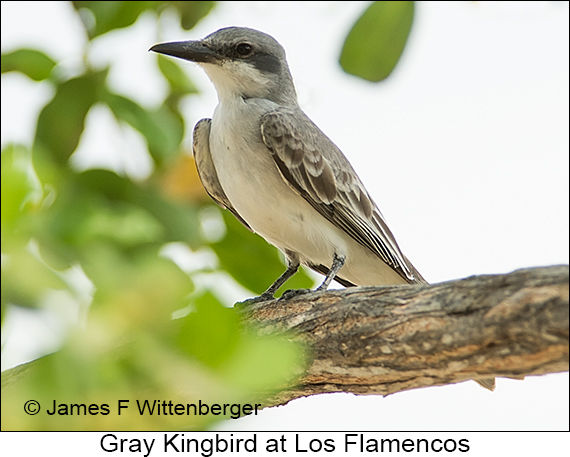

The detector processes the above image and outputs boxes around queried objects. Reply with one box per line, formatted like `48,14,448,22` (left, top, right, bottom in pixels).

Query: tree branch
238,266,569,407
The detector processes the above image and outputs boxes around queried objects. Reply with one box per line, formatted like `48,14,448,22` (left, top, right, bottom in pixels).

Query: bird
150,27,426,295
150,26,495,391
150,26,426,298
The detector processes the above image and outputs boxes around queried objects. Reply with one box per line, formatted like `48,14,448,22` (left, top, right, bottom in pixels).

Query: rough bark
237,266,569,407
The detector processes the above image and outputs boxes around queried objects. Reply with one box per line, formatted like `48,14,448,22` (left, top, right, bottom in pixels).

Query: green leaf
340,1,414,82
1,144,42,228
34,70,107,164
81,203,165,247
176,292,240,368
85,247,193,326
157,55,198,95
147,105,185,164
35,169,202,261
73,1,157,39
211,211,314,296
1,249,67,308
36,171,164,251
1,48,56,81
80,167,202,245
176,291,305,391
73,1,215,39
221,334,304,391
103,91,184,164
165,1,216,30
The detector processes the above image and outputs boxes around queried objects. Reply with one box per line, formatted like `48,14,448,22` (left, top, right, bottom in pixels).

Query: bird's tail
404,256,428,284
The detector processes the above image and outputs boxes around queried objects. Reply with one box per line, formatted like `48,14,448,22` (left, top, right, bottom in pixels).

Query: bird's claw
236,292,275,308
279,288,313,301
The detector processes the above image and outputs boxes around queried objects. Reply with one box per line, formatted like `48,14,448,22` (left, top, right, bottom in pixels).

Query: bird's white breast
208,97,408,286
208,97,343,265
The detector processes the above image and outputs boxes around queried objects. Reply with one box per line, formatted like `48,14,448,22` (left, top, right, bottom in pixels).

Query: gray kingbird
150,27,495,391
150,27,426,299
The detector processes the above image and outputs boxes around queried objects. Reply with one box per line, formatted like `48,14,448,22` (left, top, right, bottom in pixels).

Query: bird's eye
236,43,253,57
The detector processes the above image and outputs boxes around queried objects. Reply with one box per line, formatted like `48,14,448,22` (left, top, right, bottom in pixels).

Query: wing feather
261,108,424,283
193,118,252,231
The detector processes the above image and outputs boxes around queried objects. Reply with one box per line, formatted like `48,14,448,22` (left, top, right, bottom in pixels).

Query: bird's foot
236,292,275,308
279,288,313,301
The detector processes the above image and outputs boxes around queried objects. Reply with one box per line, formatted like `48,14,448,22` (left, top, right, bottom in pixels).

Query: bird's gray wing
261,108,424,283
193,118,252,231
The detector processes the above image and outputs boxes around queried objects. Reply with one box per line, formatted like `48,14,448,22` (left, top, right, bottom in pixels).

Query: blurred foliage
1,49,56,81
72,1,216,39
340,1,414,82
1,0,309,431
1,0,415,431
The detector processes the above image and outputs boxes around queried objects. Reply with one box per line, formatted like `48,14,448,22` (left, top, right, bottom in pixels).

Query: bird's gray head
150,27,297,106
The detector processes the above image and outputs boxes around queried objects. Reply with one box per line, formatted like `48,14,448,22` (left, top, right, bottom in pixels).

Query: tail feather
475,378,496,391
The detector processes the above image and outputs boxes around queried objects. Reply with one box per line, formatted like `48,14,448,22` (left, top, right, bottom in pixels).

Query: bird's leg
280,253,346,301
239,258,300,305
316,253,345,291
260,260,300,299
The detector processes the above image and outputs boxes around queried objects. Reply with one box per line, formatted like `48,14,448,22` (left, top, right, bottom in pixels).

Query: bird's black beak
149,40,220,64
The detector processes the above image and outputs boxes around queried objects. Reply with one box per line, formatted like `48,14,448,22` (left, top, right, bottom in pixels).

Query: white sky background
1,0,569,436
